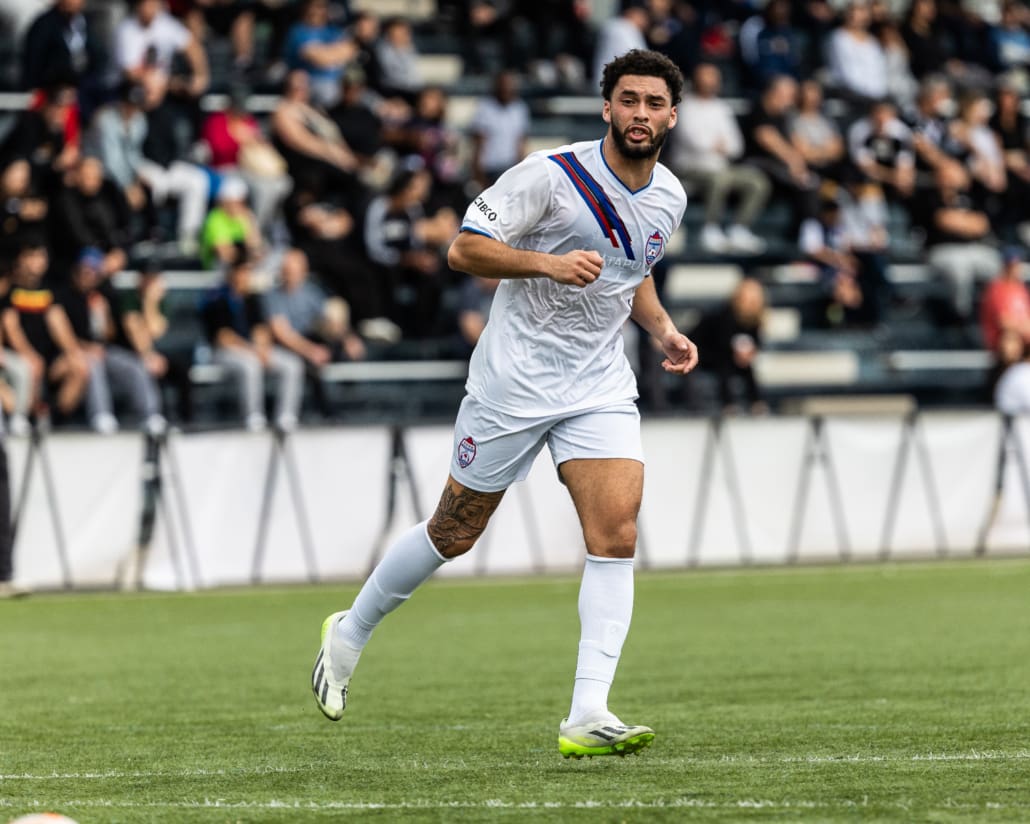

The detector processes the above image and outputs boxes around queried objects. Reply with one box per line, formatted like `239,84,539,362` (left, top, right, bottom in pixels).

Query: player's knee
585,519,637,558
426,519,483,559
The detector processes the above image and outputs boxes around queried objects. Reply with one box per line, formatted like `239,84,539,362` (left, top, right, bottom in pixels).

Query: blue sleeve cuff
460,226,495,239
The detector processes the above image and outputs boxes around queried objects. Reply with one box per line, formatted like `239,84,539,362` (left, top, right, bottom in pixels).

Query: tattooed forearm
427,478,505,557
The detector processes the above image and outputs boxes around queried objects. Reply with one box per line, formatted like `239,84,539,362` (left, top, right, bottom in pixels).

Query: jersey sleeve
460,153,553,245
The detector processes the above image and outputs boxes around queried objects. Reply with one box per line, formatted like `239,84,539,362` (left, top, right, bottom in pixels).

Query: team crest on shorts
645,230,664,267
457,436,477,468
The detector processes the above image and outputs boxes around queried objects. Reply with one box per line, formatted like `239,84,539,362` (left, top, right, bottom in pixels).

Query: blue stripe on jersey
548,151,635,260
460,226,495,239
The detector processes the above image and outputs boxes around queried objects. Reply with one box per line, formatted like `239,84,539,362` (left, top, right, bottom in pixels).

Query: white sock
336,520,447,650
568,554,634,724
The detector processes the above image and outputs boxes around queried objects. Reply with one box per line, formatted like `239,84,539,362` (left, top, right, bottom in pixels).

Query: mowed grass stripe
1,560,1028,822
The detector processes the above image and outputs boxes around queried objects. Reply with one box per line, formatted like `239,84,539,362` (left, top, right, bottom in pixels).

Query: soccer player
312,49,698,758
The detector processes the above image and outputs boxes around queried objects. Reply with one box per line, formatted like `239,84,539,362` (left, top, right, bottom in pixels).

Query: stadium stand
0,0,1028,429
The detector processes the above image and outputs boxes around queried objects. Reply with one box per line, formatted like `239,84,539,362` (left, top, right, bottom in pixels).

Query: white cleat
311,610,362,721
558,710,655,759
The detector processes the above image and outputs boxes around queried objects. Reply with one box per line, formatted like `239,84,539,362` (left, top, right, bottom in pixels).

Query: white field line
1,750,1028,781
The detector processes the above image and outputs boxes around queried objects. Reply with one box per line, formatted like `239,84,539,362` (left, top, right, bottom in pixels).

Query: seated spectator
902,0,953,80
914,163,1002,320
512,0,591,88
826,0,888,105
1,241,89,423
201,84,292,233
670,62,769,255
266,248,366,369
688,277,767,415
907,74,965,190
58,248,164,434
877,21,918,111
592,6,648,89
284,0,356,107
989,0,1030,74
328,66,386,172
743,75,819,225
992,75,1030,243
800,193,890,328
0,83,78,195
115,0,209,100
848,100,916,201
470,71,530,190
271,70,361,198
455,275,498,352
119,258,193,424
373,17,423,103
201,255,304,431
49,154,131,282
0,161,49,274
389,85,465,211
201,176,263,269
21,0,103,94
738,0,801,90
791,80,846,183
363,164,459,339
980,247,1030,355
172,0,258,74
951,90,1008,231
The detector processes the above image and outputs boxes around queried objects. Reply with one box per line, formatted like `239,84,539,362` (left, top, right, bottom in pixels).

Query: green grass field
1,559,1029,823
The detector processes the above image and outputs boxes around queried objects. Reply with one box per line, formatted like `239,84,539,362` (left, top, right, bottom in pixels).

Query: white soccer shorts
449,395,644,492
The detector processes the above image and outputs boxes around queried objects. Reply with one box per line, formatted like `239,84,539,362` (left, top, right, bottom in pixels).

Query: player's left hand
660,333,698,374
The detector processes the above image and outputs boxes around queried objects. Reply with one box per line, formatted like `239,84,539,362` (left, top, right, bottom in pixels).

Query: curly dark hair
600,49,684,105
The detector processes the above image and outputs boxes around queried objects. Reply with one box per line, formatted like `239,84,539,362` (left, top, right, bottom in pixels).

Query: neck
601,135,657,192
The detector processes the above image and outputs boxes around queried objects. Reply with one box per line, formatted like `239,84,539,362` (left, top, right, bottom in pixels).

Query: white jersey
460,138,687,418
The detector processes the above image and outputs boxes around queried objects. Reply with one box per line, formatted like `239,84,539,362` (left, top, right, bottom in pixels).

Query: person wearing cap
981,247,1030,355
200,175,263,269
57,247,165,434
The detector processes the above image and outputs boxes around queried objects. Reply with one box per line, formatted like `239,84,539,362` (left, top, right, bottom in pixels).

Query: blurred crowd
0,0,1028,428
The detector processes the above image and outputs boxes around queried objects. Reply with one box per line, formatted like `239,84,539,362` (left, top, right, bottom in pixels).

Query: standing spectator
284,0,356,106
21,0,103,93
688,277,767,414
200,176,263,269
363,165,459,339
1,241,90,423
826,0,888,105
990,0,1030,74
848,100,916,201
915,163,1002,320
58,248,165,434
115,0,209,99
739,0,801,90
201,85,292,233
592,7,649,89
791,80,846,183
49,155,131,282
202,255,304,431
470,71,530,189
670,62,769,255
266,247,366,367
373,17,424,103
980,247,1030,354
743,75,819,226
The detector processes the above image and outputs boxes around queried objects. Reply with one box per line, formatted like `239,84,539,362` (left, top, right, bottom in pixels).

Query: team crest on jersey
457,436,477,468
645,230,664,266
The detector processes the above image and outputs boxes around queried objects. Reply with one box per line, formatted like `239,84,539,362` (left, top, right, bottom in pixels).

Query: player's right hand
548,249,603,287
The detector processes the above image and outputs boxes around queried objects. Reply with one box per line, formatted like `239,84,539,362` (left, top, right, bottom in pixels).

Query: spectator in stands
0,83,78,195
902,0,953,80
115,0,209,100
456,274,498,352
49,155,131,282
119,257,194,424
791,80,846,183
743,75,819,226
201,84,292,234
514,0,591,88
173,0,258,74
284,0,356,106
266,247,366,368
201,176,263,269
738,0,801,90
0,161,49,275
915,162,1002,321
877,21,919,111
202,254,304,432
592,6,649,89
980,247,1030,355
329,66,386,172
389,85,465,210
59,248,164,434
907,74,965,190
363,164,459,339
374,17,423,103
826,0,888,105
21,0,103,93
271,70,360,198
848,100,916,202
687,277,767,415
951,90,1008,230
989,0,1030,74
1,240,89,423
992,75,1030,243
670,62,769,255
470,71,530,190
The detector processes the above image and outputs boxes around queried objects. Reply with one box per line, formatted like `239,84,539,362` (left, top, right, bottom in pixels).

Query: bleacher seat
754,350,860,388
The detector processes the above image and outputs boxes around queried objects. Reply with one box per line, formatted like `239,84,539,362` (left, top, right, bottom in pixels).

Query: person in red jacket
980,246,1030,354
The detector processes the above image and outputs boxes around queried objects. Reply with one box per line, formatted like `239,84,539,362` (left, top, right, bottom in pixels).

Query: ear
602,99,611,124
669,105,678,129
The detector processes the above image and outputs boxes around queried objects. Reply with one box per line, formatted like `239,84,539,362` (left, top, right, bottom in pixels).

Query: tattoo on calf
427,484,505,556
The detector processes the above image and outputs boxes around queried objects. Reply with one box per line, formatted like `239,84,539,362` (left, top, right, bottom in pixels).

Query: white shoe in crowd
144,414,168,437
91,413,119,435
700,223,728,254
726,224,767,255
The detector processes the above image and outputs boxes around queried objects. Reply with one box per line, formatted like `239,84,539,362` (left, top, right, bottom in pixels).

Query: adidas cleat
558,712,655,759
311,610,361,721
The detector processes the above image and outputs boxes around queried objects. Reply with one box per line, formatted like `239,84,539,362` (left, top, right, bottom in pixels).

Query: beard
610,121,669,160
